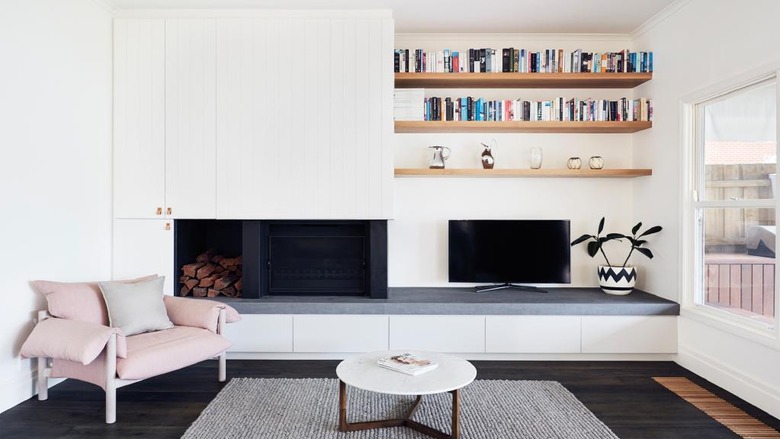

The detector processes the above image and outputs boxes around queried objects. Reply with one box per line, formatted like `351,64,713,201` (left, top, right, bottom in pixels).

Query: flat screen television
448,219,571,292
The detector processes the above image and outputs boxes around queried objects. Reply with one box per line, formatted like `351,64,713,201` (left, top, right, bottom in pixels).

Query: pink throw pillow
20,318,119,365
163,296,242,333
33,275,158,325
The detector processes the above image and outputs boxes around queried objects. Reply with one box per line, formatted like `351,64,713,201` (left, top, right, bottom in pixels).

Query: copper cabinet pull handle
165,222,171,231
166,207,172,215
156,207,163,215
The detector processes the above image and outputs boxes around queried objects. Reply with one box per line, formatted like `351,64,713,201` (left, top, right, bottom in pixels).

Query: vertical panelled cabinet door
165,19,217,219
114,19,217,220
113,19,166,219
112,219,175,295
215,16,394,219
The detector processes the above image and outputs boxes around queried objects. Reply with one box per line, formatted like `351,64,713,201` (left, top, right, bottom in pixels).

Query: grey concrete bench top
216,287,679,316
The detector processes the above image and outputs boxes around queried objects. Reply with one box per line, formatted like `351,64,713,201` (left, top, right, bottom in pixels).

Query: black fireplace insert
175,219,387,299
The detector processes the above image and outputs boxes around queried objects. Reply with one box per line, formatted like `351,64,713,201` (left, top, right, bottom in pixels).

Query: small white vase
597,265,636,295
530,147,543,169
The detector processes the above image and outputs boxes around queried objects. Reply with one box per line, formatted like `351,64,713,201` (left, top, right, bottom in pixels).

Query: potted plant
570,217,662,295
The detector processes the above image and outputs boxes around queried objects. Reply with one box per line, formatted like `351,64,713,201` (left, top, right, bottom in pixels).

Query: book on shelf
377,353,439,376
394,88,425,121
418,94,653,122
394,47,653,74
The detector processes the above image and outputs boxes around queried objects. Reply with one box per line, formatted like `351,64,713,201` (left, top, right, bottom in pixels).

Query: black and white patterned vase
597,265,637,295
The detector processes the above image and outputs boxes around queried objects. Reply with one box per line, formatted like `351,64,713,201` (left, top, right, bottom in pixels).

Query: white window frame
681,65,780,349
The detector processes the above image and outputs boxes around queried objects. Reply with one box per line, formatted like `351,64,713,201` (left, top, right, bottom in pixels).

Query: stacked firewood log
179,249,242,298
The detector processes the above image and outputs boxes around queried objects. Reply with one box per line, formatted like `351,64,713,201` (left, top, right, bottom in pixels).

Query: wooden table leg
451,389,461,439
339,381,408,432
339,380,348,432
339,381,462,439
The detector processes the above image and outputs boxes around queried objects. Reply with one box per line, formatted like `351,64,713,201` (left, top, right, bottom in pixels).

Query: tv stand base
474,283,548,293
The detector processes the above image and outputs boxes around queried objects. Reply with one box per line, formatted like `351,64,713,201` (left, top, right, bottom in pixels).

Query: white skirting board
227,352,677,361
676,345,780,420
0,369,63,415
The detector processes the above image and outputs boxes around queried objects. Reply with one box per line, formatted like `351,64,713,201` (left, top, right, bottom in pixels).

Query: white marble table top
336,350,477,396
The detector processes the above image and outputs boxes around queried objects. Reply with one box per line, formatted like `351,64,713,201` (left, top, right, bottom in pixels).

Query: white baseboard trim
0,369,64,415
227,352,677,361
676,345,780,419
0,370,36,414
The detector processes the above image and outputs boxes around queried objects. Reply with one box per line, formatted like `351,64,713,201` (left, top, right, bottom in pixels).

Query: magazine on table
377,353,439,376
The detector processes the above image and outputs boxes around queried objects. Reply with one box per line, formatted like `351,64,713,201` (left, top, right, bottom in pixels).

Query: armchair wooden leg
37,357,48,401
36,311,50,402
217,308,227,383
106,384,116,424
105,334,117,424
218,352,226,382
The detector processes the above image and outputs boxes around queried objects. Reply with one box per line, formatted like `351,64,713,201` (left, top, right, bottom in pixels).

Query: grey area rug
182,378,618,439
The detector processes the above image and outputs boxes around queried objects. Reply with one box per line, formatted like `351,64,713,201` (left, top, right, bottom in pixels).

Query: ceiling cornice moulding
111,8,392,19
395,33,632,44
630,0,691,40
93,0,118,13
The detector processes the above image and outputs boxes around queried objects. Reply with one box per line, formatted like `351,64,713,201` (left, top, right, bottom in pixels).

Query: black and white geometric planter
597,265,637,295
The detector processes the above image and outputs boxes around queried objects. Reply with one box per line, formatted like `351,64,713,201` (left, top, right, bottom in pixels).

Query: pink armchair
20,278,241,423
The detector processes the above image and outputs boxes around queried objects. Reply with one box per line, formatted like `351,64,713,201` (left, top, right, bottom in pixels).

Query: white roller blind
705,81,776,142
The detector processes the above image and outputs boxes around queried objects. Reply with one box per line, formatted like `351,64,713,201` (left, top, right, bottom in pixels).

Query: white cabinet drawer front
294,315,388,353
486,316,581,353
581,316,677,353
223,315,293,353
389,315,485,353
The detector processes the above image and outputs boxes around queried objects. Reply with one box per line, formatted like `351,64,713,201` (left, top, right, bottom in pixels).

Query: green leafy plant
570,217,662,267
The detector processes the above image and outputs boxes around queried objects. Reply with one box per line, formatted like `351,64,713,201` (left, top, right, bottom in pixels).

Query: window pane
700,207,775,324
703,81,777,201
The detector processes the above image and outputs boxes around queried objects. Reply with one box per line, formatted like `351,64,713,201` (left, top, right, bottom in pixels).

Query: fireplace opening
268,224,367,295
174,220,243,298
174,219,387,299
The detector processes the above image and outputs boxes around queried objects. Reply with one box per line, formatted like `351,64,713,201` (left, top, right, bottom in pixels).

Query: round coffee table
336,350,477,439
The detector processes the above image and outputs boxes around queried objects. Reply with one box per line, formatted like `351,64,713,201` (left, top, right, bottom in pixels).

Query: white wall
390,34,652,287
0,0,113,413
633,0,780,418
1,0,777,420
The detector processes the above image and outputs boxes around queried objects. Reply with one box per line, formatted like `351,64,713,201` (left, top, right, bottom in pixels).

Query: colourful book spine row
394,48,653,74
423,96,653,123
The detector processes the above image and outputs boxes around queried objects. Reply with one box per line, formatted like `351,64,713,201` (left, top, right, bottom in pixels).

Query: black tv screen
448,220,571,284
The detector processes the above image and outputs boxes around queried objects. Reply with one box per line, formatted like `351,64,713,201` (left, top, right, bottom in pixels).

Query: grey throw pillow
98,276,173,336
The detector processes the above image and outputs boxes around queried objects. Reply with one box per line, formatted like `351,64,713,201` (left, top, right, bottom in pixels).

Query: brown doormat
654,377,780,438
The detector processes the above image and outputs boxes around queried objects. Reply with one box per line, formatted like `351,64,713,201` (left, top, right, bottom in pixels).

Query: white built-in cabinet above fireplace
113,14,394,221
113,19,166,219
114,19,217,220
215,17,394,219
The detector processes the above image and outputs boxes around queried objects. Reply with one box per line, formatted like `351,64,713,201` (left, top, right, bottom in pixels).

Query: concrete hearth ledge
215,287,679,316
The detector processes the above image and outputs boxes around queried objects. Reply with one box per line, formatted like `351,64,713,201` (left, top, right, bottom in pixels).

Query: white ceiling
106,0,680,34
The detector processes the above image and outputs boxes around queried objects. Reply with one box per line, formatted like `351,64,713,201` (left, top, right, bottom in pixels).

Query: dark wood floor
1,360,778,438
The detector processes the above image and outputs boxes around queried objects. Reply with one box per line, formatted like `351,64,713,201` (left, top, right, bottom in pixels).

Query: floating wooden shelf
394,120,651,134
394,168,653,178
395,72,653,89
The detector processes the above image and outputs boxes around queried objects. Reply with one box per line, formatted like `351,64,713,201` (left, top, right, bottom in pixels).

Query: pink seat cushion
116,326,231,380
